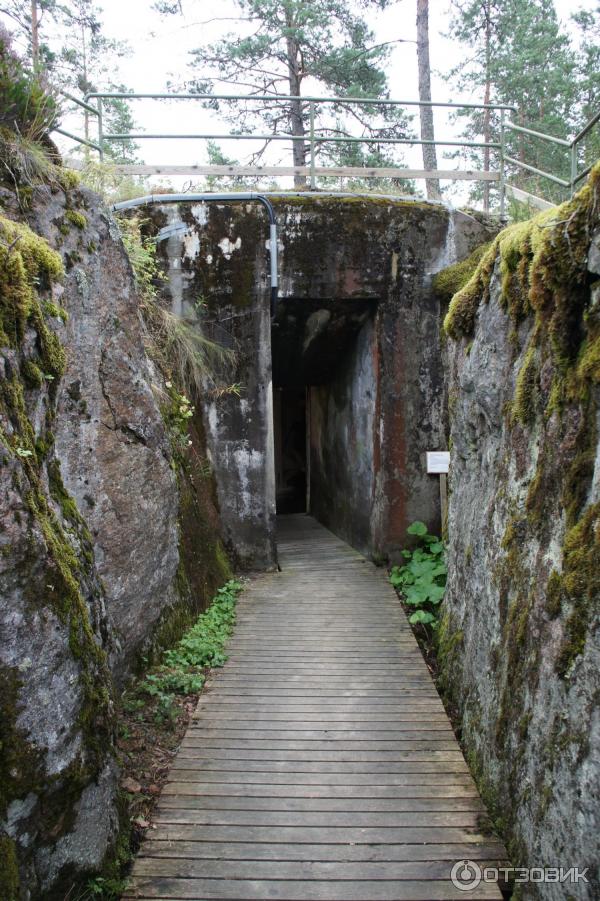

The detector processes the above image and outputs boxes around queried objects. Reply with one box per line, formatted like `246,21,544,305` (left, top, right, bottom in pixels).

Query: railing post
570,142,577,197
309,102,316,190
97,97,104,161
499,108,506,219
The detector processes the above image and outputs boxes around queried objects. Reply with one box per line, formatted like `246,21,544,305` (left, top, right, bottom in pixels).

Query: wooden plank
133,858,493,880
135,840,506,863
168,760,468,777
155,796,484,813
144,824,499,844
175,746,465,758
158,782,479,799
124,878,501,901
152,810,488,828
504,182,555,210
163,771,474,788
114,163,500,182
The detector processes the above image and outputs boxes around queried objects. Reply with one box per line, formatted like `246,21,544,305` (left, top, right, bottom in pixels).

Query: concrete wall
153,195,495,564
309,316,377,554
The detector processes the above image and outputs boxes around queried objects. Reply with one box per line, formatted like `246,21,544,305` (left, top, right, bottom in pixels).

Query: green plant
161,381,195,453
389,521,447,629
125,580,243,725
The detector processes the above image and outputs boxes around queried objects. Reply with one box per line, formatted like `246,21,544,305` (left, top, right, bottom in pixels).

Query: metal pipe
112,192,279,314
572,160,595,186
505,121,571,148
309,102,316,189
570,144,578,197
503,156,570,188
53,127,102,151
97,97,104,161
85,90,517,112
60,91,100,116
499,110,506,219
571,109,600,146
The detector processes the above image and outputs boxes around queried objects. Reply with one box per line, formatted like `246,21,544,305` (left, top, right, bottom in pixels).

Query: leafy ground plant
389,521,446,630
124,579,243,725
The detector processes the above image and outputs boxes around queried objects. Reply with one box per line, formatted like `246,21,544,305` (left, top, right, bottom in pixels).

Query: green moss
512,345,538,425
65,209,87,230
444,165,600,344
443,239,500,339
433,241,491,303
21,359,44,389
577,330,600,383
555,502,600,677
43,299,68,322
0,216,63,348
59,169,81,190
545,570,563,618
0,834,20,900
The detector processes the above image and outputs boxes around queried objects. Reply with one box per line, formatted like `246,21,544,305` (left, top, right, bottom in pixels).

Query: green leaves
407,520,428,536
389,521,447,632
128,579,243,725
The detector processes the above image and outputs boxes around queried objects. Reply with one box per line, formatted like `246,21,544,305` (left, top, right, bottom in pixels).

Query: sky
2,0,597,194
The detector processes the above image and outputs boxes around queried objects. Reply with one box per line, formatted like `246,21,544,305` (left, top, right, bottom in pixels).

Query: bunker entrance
271,298,377,541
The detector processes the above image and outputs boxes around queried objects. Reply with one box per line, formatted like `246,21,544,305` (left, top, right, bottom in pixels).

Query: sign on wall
426,451,450,474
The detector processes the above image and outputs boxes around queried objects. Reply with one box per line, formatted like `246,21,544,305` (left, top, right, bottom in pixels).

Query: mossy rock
433,241,492,303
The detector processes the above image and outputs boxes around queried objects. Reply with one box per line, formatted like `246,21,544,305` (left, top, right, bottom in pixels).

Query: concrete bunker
150,194,495,568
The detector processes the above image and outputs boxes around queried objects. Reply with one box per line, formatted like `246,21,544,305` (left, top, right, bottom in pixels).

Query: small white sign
427,451,450,474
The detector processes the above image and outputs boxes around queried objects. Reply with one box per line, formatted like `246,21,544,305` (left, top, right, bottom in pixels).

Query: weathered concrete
153,195,495,564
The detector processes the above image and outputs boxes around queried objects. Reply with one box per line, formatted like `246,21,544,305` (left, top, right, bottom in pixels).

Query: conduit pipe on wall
111,193,279,315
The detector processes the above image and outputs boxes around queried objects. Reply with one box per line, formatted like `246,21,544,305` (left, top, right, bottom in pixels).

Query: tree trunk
285,27,307,189
416,0,440,200
30,0,39,69
482,0,491,212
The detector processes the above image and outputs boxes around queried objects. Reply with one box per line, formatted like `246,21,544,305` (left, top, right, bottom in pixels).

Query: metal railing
56,91,600,212
502,108,600,209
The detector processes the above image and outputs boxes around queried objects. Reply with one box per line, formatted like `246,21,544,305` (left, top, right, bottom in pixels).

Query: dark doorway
274,388,307,514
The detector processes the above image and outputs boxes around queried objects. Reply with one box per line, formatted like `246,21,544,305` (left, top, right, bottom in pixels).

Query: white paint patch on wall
229,446,265,517
182,230,200,260
218,236,242,259
191,203,209,227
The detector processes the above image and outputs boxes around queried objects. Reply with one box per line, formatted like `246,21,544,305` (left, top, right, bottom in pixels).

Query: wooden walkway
126,515,506,900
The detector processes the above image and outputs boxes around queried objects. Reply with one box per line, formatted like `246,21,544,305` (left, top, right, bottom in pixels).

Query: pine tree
155,0,412,188
0,0,59,68
448,0,576,205
416,0,440,200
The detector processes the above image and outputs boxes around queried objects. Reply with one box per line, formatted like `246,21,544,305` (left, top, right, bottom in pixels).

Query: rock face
0,180,228,898
441,171,600,897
